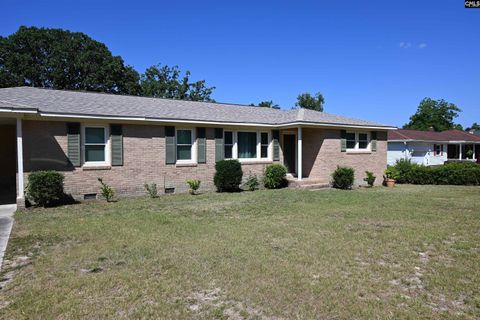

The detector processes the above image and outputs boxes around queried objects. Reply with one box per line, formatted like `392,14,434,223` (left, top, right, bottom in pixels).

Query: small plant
245,174,260,191
186,179,201,195
97,178,115,202
264,164,287,189
384,167,400,181
144,183,158,198
27,171,64,207
466,149,474,159
331,166,355,190
214,160,243,192
364,171,376,187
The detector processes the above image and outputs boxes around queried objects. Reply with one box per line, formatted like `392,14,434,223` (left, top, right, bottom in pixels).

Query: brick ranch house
0,87,395,206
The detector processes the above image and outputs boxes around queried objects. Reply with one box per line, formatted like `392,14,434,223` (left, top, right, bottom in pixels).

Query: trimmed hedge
214,160,243,192
391,160,480,185
264,164,287,189
332,166,355,190
27,171,65,207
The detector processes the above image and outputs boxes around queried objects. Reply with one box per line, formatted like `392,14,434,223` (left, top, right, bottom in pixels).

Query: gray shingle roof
0,87,393,128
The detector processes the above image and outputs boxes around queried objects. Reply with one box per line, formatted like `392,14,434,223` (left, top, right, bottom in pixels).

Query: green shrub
27,171,64,207
97,178,115,202
144,183,158,198
392,161,480,185
214,160,243,192
393,158,420,183
363,171,376,187
186,179,201,195
245,174,260,191
264,164,287,189
331,166,355,190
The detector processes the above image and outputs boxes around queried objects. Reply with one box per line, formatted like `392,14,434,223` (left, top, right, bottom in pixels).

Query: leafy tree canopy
465,122,480,132
250,100,280,109
140,64,215,102
0,26,141,94
403,98,462,131
295,92,325,111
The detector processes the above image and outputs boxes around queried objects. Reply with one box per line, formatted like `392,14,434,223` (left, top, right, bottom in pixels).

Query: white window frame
227,129,272,162
82,125,110,167
346,131,371,152
260,132,269,159
176,128,197,164
224,131,234,159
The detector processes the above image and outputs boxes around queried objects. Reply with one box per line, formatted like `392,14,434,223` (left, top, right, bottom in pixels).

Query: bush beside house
214,160,243,192
264,164,287,189
332,166,355,190
389,160,480,185
27,171,65,207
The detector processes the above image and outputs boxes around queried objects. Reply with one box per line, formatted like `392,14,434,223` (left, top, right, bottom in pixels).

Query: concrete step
288,179,330,190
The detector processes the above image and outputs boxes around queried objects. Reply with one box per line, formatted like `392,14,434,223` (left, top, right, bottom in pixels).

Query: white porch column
459,143,462,160
16,118,24,201
297,127,302,181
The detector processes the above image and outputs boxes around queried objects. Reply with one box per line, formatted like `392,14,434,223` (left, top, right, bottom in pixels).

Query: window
358,133,368,149
346,132,356,149
434,144,442,156
346,132,370,151
224,131,233,159
238,132,257,159
261,132,269,158
84,127,107,163
176,129,192,161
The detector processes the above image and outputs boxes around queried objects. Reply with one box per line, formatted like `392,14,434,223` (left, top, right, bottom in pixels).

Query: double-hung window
224,131,233,159
346,132,370,151
84,126,108,164
176,129,193,161
260,132,269,158
238,132,257,159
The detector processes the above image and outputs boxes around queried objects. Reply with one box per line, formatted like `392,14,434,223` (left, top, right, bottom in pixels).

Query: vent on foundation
164,187,175,194
84,193,97,200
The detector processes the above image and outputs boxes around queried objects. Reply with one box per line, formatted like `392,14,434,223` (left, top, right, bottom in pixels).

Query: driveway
0,204,15,269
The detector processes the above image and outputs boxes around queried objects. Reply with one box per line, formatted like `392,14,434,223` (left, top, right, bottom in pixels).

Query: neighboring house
0,87,395,207
388,129,480,166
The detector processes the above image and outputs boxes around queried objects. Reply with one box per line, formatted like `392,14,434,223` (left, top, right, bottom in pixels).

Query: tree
140,64,215,101
403,98,462,131
465,122,480,132
295,92,325,111
253,100,280,109
0,26,141,94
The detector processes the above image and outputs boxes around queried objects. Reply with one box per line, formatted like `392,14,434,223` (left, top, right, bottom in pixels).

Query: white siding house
388,129,480,166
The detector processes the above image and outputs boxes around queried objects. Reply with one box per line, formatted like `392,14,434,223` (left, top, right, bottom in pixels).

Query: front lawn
1,185,479,319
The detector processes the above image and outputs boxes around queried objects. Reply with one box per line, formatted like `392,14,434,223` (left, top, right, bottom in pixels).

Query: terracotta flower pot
386,178,395,188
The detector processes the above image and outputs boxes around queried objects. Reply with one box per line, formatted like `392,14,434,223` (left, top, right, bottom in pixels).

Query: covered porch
447,143,480,163
0,117,24,205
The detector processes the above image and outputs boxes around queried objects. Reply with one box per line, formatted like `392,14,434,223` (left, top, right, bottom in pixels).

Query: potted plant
384,167,399,188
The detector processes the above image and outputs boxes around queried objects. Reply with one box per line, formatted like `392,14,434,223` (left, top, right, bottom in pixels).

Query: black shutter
371,131,377,152
340,130,347,152
215,128,224,162
272,130,280,161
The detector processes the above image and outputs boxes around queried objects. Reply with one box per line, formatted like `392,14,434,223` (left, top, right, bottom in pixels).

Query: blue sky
1,0,479,128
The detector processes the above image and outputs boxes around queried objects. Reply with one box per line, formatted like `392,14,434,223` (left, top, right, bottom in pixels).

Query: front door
283,134,296,174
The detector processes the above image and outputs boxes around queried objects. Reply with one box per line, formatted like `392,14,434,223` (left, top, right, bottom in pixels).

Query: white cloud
418,43,427,49
399,42,412,49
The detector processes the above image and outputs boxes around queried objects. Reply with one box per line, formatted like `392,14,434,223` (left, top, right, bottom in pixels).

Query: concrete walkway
0,204,15,269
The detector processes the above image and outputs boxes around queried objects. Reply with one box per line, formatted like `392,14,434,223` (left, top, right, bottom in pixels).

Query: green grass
1,185,479,319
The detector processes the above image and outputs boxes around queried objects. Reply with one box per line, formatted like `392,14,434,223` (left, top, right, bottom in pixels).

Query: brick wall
21,121,388,200
22,121,275,199
301,128,387,185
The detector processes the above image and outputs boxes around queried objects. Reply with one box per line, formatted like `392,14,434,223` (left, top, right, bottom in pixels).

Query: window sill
175,162,198,167
82,165,112,171
239,159,273,165
346,150,372,154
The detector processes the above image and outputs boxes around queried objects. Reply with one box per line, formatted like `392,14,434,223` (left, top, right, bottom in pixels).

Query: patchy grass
1,185,479,319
